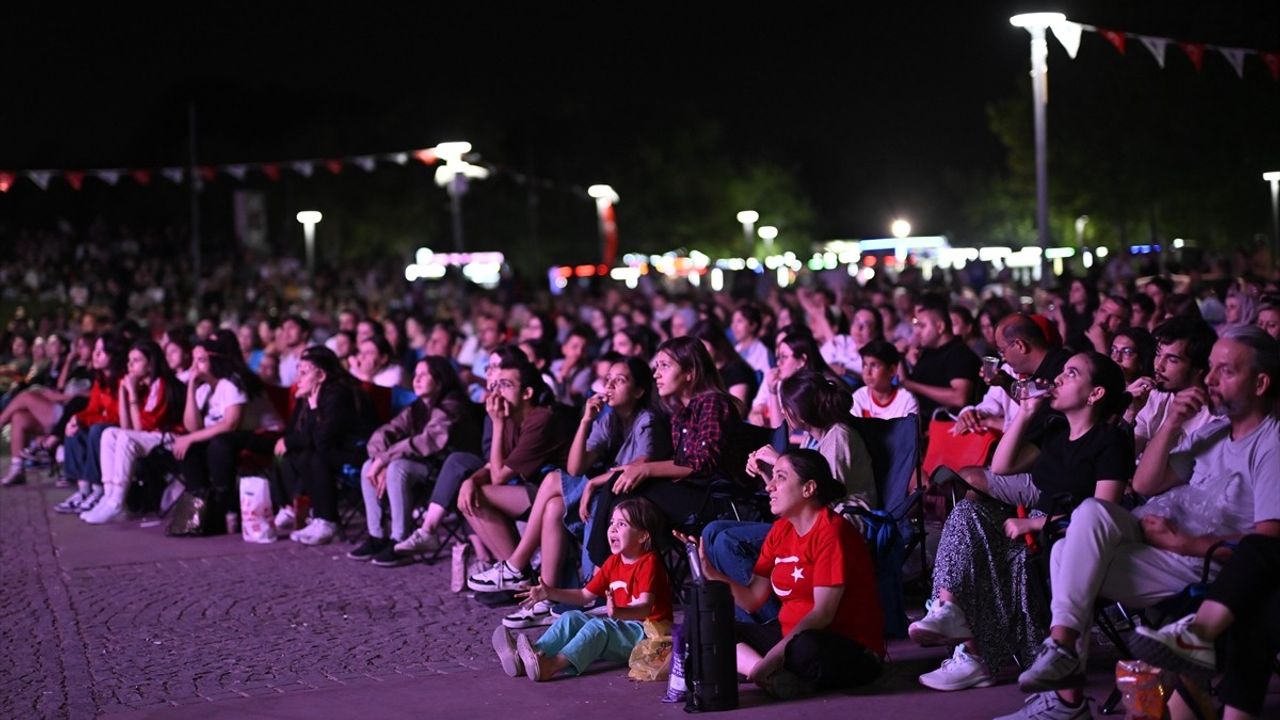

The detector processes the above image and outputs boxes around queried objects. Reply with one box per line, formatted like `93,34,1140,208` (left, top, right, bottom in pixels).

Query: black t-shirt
1032,346,1074,383
721,357,760,402
1028,416,1134,514
910,336,981,419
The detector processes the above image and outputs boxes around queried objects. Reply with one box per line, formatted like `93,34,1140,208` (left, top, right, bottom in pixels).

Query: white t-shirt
736,339,771,377
820,335,861,376
373,364,404,389
1133,389,1219,449
1133,414,1280,537
851,386,919,420
194,379,248,428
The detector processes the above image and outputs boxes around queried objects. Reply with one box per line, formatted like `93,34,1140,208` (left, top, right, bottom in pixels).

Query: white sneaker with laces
503,600,554,629
994,691,1092,720
393,527,439,555
274,506,297,533
918,644,995,691
54,489,90,514
293,518,336,546
1017,639,1085,692
1129,614,1217,673
80,489,128,524
908,599,975,646
468,561,533,592
77,485,104,512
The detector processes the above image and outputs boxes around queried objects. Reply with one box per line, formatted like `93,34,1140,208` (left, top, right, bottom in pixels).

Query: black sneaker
346,536,391,561
371,544,413,567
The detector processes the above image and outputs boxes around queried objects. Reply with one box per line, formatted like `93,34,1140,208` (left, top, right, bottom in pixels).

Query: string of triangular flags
0,146,454,194
1045,18,1279,79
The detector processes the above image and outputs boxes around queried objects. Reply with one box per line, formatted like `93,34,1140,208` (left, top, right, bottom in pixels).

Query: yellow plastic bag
627,619,674,682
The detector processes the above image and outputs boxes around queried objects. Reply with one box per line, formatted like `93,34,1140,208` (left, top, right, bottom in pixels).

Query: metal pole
187,102,202,301
742,221,755,254
304,225,316,282
1270,179,1279,270
448,174,465,254
1028,26,1051,286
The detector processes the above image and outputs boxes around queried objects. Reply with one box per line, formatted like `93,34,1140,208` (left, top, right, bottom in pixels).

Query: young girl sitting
491,497,673,682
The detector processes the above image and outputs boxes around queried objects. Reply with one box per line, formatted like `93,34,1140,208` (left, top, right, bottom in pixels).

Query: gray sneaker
994,692,1092,720
1017,639,1085,693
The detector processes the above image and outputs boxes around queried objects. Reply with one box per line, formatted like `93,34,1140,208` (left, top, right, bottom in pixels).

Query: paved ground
3,468,1278,720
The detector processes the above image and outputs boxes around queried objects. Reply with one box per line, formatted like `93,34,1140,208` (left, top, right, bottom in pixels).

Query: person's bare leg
958,466,990,494
507,473,563,571
1188,599,1234,640
461,485,530,561
9,410,38,457
736,643,764,678
537,496,566,585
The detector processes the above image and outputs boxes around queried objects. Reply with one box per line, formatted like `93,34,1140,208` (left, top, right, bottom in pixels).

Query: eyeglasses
491,379,520,391
1109,346,1137,359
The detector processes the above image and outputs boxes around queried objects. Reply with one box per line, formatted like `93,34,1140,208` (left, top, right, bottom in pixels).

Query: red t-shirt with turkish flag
584,550,673,623
753,508,885,656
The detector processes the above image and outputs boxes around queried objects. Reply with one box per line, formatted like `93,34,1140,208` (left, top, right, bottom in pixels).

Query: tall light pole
433,141,490,254
758,225,778,252
1011,12,1065,287
587,184,620,267
736,210,759,254
891,218,912,239
295,210,322,282
1265,171,1280,269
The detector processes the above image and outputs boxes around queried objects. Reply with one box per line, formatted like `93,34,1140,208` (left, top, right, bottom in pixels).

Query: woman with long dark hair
50,334,128,511
690,318,758,413
81,340,186,523
749,330,835,429
909,351,1133,692
273,346,379,545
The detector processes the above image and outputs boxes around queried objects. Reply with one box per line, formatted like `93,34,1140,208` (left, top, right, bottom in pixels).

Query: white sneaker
918,644,995,691
1,461,25,486
81,498,128,524
77,485,105,512
503,600,554,629
468,561,534,593
54,489,90,514
274,505,297,533
292,518,336,546
1129,613,1217,674
908,599,974,646
492,625,524,678
393,527,440,555
994,691,1092,720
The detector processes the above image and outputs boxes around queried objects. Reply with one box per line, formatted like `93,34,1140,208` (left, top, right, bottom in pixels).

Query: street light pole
588,184,620,266
1265,171,1280,270
736,210,759,254
296,211,322,283
1011,12,1065,287
433,141,490,255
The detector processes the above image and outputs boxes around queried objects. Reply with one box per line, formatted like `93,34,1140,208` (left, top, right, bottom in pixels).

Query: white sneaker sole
919,671,996,692
492,626,522,677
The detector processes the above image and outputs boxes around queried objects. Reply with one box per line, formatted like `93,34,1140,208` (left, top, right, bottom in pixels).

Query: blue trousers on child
534,610,645,675
64,423,109,485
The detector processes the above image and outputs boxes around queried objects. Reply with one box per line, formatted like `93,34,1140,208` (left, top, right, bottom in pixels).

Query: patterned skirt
931,498,1049,671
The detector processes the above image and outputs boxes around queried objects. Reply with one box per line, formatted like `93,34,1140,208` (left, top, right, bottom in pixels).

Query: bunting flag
1138,35,1168,68
161,167,184,184
353,155,376,172
325,159,343,175
1053,20,1278,82
1179,42,1206,72
64,171,85,191
0,171,15,192
260,163,281,182
92,169,121,186
291,160,314,178
198,166,218,183
130,168,151,186
224,164,248,181
29,171,53,190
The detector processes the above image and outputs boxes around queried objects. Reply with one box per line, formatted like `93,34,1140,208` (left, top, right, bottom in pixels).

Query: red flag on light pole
600,202,618,268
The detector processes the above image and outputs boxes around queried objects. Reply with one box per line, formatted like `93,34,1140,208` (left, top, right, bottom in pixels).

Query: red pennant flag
261,163,281,182
1099,28,1126,55
0,171,14,192
65,170,85,191
325,159,343,175
413,148,438,165
1179,42,1205,72
129,169,152,186
1262,52,1280,81
198,165,218,183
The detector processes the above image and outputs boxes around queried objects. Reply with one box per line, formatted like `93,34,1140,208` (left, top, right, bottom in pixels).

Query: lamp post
1011,11,1066,287
587,184,620,267
433,141,490,254
1265,171,1280,269
891,219,911,239
295,210,322,282
758,225,778,252
736,210,759,254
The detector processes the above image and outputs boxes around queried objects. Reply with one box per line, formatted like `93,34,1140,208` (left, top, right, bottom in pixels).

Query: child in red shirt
492,498,672,681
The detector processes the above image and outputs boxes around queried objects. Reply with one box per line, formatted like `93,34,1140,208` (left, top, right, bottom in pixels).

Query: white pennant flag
162,167,185,184
28,170,53,190
1049,20,1083,59
389,152,409,166
224,164,248,181
1138,36,1169,68
354,155,377,172
1220,47,1247,78
291,160,314,178
93,169,121,186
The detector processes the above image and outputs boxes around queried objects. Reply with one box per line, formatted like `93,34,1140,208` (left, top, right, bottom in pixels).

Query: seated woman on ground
346,356,479,565
690,318,758,414
475,355,670,629
273,347,379,546
907,351,1132,692
455,353,574,585
47,334,127,509
492,497,673,683
682,449,885,699
172,331,281,529
80,339,186,523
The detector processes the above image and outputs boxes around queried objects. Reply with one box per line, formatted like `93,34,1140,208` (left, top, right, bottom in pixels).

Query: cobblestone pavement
2,479,495,718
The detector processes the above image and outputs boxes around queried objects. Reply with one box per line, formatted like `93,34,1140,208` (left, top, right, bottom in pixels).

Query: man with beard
999,325,1280,720
1130,317,1219,456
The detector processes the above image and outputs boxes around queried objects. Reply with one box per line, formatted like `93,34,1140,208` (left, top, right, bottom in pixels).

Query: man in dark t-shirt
901,293,980,423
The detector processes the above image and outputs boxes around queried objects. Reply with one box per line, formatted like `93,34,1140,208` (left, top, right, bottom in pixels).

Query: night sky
3,2,1277,244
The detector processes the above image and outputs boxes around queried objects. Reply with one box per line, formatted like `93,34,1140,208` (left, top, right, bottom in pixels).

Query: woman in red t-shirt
689,448,885,698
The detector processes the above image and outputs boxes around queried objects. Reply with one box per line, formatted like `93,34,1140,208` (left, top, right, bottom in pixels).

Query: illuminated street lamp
1265,171,1280,266
1010,11,1067,286
891,219,911,239
737,210,759,252
758,225,778,251
295,210,322,281
433,141,490,253
587,184,620,266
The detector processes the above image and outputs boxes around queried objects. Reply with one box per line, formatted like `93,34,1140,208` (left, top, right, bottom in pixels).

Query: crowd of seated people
3,226,1280,713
